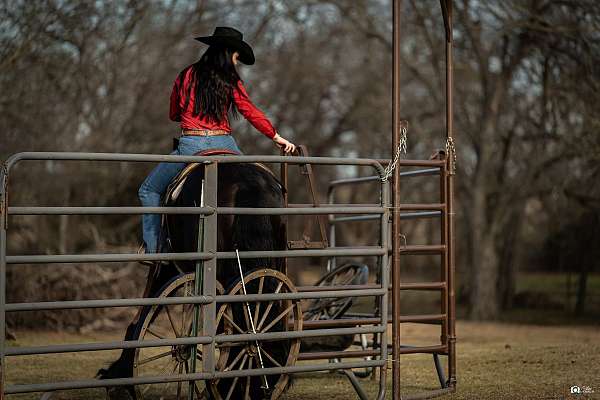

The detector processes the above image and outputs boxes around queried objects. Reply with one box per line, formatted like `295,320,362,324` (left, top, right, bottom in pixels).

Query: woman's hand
273,133,296,153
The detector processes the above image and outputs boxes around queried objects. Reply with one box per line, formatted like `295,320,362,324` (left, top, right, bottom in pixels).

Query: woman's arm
233,80,277,139
233,80,296,153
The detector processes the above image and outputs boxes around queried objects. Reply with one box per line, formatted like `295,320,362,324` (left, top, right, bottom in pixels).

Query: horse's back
166,162,287,281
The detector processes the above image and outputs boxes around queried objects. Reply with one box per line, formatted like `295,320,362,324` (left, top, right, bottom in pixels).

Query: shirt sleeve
233,80,277,139
169,74,182,122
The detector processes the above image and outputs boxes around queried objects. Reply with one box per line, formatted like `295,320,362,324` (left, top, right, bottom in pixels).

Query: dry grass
5,321,600,399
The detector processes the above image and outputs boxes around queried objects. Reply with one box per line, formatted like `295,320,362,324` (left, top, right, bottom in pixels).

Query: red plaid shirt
169,66,277,139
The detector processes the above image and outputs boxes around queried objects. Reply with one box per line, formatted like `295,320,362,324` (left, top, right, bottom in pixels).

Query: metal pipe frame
444,0,458,389
5,359,386,395
391,1,403,397
0,152,390,398
321,1,456,398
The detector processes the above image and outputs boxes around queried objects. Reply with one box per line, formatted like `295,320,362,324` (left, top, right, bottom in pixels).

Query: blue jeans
138,135,242,252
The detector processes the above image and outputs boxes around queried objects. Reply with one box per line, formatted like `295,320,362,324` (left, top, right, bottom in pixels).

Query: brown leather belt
181,129,229,137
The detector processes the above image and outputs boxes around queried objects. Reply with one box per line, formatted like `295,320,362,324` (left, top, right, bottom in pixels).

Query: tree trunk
575,262,588,316
468,185,501,319
470,233,501,319
498,208,524,310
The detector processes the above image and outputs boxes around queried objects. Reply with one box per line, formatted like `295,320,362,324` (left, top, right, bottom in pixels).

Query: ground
5,321,599,400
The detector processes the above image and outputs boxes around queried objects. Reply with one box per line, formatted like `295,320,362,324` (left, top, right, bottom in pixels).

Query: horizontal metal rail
297,282,446,292
399,345,448,355
298,349,380,361
399,282,446,290
5,295,214,312
4,152,386,173
8,206,385,216
5,252,212,264
217,206,384,215
329,168,441,187
217,247,386,259
397,245,446,255
217,288,385,303
6,246,386,265
7,289,384,312
300,314,445,329
6,327,386,357
7,206,214,215
375,159,446,167
331,211,441,224
400,203,445,211
215,326,386,344
5,336,213,356
5,359,385,395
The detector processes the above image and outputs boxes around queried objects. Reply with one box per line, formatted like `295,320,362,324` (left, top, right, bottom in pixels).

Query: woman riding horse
138,26,296,254
98,27,298,399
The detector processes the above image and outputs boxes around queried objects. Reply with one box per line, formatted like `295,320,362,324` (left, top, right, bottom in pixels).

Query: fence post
202,162,218,376
0,164,8,400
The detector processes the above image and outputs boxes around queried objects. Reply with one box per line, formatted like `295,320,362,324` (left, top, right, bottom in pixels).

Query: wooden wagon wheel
304,262,369,321
132,272,225,400
209,268,303,400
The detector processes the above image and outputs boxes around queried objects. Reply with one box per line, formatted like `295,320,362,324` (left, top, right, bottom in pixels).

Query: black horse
98,161,291,399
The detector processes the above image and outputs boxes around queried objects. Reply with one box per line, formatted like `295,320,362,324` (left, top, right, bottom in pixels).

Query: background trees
1,0,598,326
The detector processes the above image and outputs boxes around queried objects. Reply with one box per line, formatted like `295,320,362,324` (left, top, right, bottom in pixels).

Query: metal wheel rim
133,273,225,400
209,268,303,400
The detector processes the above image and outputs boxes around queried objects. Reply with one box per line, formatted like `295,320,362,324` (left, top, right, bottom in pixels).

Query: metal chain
381,125,407,182
445,136,457,175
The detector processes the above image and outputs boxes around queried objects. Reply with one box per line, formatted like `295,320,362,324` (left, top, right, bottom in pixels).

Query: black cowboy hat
195,27,255,65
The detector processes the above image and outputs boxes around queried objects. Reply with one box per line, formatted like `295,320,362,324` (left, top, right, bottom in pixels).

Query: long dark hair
181,45,240,123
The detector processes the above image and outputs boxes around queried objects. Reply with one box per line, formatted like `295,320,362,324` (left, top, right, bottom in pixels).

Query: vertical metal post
189,174,206,399
440,161,449,351
202,163,218,375
444,0,457,388
0,165,7,400
377,180,390,400
280,151,289,277
391,0,403,399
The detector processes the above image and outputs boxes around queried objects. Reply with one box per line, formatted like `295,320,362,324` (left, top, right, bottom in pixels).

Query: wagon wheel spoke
144,360,174,395
261,304,295,334
164,362,180,393
137,349,172,366
165,305,181,337
260,347,283,368
244,357,253,400
225,355,248,400
223,348,248,372
256,281,284,331
146,326,169,340
181,281,191,336
185,310,204,338
176,362,184,399
253,276,265,326
212,347,247,386
241,300,251,332
222,310,246,334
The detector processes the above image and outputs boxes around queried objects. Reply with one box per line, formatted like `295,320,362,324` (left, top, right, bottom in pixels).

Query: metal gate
0,152,391,399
